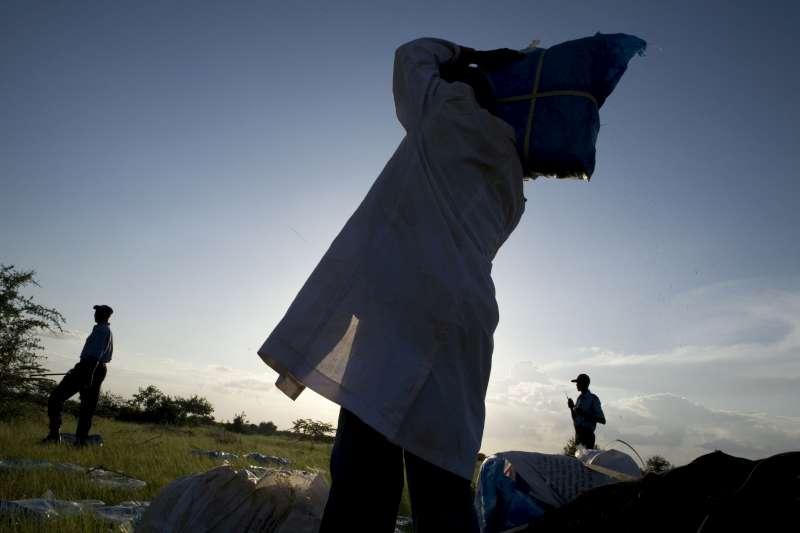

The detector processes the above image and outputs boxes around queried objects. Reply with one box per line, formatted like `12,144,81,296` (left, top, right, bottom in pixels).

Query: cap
93,304,113,316
571,373,590,385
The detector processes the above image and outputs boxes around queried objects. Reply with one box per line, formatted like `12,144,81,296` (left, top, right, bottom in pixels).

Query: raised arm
393,40,524,130
392,38,462,131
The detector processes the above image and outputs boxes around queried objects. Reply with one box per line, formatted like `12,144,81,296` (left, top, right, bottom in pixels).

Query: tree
644,455,673,475
0,265,65,417
176,395,214,419
257,421,277,436
124,385,215,425
291,418,335,440
231,411,249,433
130,385,168,413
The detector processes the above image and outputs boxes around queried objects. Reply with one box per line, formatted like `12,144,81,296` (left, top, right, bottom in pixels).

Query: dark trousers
47,360,107,439
575,426,596,449
320,408,478,533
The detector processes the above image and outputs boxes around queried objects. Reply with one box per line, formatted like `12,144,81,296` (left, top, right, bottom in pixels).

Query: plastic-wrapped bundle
479,33,646,180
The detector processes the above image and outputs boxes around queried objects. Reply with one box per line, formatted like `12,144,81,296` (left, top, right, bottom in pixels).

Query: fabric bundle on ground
475,451,621,533
136,466,329,533
479,33,646,180
577,448,642,480
0,489,148,531
0,458,146,490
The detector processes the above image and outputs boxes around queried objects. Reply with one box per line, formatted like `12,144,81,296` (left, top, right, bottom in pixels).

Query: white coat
258,38,525,479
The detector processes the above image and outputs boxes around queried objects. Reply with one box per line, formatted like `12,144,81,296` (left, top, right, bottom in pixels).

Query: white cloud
603,393,800,464
484,363,800,466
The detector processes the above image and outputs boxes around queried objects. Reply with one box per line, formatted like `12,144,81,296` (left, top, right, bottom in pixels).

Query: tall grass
0,407,338,531
0,406,426,532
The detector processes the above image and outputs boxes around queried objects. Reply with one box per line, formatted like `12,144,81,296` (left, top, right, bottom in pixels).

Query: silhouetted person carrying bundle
257,34,643,532
42,304,113,447
567,373,606,450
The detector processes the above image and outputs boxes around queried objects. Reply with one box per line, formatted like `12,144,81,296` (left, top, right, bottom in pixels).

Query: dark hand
460,47,524,69
567,398,575,409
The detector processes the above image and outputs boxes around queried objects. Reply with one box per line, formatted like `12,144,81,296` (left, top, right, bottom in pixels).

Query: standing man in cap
42,304,114,446
567,373,605,449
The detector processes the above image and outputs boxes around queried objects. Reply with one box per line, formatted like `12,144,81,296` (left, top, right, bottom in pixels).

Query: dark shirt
79,323,113,363
573,390,605,431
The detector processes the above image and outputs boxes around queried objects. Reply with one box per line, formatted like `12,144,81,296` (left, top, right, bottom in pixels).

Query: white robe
258,38,525,479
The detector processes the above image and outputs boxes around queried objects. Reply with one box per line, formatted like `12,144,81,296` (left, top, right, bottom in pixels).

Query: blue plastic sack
474,455,548,533
478,33,646,180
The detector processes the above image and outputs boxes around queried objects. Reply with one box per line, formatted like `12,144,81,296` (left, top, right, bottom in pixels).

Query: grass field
0,405,384,532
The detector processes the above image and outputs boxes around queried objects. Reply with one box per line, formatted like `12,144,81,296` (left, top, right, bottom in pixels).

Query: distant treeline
16,380,284,436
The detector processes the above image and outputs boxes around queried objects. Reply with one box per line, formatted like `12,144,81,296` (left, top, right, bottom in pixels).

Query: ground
0,406,416,532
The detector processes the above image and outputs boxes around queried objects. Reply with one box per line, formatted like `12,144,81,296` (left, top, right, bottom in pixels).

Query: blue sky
3,0,799,464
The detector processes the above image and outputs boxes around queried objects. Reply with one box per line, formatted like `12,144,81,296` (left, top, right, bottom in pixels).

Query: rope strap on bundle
495,51,598,168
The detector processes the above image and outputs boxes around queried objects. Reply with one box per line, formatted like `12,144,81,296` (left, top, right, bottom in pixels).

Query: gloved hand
567,398,575,409
458,47,524,69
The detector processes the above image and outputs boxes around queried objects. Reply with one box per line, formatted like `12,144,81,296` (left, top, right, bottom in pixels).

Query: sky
2,0,799,466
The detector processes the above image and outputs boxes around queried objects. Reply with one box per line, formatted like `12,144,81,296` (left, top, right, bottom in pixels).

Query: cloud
603,393,800,463
519,279,800,409
483,362,800,466
218,378,274,392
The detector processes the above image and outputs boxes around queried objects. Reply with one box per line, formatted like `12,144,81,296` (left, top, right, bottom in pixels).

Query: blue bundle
479,33,646,180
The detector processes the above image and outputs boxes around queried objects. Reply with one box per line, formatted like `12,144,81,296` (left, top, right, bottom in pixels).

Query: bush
223,413,278,436
291,418,335,441
644,455,673,475
257,421,277,436
227,412,249,434
116,385,215,425
563,436,578,457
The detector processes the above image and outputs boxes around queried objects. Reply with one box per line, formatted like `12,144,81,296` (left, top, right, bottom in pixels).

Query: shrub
117,385,215,425
291,418,335,441
563,436,578,457
644,455,673,475
257,421,277,436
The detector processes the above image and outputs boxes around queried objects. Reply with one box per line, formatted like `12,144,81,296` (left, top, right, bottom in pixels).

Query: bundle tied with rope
477,32,646,180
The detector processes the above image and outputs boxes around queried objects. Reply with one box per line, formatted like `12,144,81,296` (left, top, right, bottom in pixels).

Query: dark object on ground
0,489,147,528
62,433,103,447
526,450,800,533
39,434,61,445
0,459,145,490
